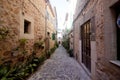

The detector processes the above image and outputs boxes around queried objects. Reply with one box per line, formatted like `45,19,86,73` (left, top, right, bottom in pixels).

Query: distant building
54,7,58,41
45,1,56,50
62,0,76,43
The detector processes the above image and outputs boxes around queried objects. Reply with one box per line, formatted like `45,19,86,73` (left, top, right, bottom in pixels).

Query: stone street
27,46,91,80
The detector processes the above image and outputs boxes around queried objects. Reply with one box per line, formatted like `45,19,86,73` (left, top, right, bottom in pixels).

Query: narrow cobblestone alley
28,46,91,80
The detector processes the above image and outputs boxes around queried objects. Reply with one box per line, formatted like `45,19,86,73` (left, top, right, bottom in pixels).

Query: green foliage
50,47,56,53
38,54,46,63
0,28,9,40
0,53,47,80
34,40,44,49
19,38,27,45
55,41,59,48
62,38,74,57
62,38,70,50
0,63,11,79
0,66,9,77
46,46,57,58
0,38,57,80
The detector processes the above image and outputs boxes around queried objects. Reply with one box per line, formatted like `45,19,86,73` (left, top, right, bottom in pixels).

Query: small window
24,20,31,34
47,32,50,36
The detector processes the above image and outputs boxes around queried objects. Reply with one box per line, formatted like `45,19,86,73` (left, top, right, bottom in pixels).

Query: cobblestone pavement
28,46,91,80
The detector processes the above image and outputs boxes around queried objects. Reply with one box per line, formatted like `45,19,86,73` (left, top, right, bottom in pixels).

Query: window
20,15,34,39
24,20,31,34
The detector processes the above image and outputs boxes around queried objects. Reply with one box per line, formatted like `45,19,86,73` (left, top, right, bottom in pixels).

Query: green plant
62,38,70,51
0,66,9,77
19,38,27,45
0,63,11,79
34,40,44,49
0,57,40,80
38,53,46,64
55,41,59,48
0,28,9,40
50,47,56,53
0,47,54,80
46,46,57,58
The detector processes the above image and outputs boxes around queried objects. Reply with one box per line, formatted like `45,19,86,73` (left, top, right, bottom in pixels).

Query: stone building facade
68,30,73,50
45,2,56,50
73,0,120,80
0,0,56,66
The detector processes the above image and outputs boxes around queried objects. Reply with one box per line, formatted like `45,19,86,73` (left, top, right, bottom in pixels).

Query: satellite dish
117,14,120,28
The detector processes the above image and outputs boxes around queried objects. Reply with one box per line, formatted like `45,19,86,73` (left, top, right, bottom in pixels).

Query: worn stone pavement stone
27,46,91,80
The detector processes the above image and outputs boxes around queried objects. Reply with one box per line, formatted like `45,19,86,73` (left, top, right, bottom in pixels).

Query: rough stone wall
73,20,80,60
23,0,46,40
0,0,46,65
46,4,56,49
73,0,120,80
95,0,120,80
47,21,55,49
0,0,22,65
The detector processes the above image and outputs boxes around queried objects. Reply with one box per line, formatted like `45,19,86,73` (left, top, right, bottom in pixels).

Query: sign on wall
117,14,120,28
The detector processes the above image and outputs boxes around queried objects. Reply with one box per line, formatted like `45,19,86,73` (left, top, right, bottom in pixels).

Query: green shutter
52,33,55,40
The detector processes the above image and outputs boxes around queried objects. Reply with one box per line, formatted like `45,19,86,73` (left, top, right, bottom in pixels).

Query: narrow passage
28,46,91,80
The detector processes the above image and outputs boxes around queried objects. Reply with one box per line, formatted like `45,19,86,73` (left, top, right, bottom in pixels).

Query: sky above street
49,0,69,30
49,0,77,38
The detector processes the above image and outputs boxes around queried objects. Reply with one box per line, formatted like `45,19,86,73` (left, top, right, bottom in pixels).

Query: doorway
81,21,91,72
112,1,120,60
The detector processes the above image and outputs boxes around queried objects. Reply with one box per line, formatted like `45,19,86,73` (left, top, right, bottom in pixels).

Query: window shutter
52,33,55,40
